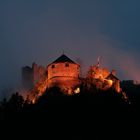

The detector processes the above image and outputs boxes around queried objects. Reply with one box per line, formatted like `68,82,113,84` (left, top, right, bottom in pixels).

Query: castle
22,54,81,99
22,62,46,89
22,54,121,102
47,54,81,94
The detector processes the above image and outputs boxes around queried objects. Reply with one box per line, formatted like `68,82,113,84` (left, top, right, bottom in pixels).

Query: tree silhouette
7,92,24,111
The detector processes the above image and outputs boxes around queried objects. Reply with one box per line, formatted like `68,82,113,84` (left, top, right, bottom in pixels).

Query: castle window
52,65,55,68
65,63,69,67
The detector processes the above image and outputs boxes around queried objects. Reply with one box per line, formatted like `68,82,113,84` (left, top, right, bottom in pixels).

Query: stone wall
47,62,80,94
22,63,47,89
47,76,81,94
32,63,46,85
22,66,33,89
47,62,80,80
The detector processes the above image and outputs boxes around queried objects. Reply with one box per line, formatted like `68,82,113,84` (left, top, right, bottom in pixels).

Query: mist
0,0,140,98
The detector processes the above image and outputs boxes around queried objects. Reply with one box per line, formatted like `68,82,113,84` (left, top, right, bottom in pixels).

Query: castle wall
47,63,80,80
47,76,81,94
48,77,80,87
22,63,47,89
32,63,46,85
47,62,80,94
22,66,34,89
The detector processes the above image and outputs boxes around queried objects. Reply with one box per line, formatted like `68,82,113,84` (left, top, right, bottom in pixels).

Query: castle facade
22,54,121,102
22,54,81,94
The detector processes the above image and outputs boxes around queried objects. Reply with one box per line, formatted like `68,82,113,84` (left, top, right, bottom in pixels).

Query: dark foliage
1,84,140,139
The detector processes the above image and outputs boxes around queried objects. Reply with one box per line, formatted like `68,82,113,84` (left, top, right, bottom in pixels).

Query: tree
7,92,24,111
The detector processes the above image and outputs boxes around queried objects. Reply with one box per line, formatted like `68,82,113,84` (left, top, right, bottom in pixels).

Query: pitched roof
52,54,76,64
106,73,119,81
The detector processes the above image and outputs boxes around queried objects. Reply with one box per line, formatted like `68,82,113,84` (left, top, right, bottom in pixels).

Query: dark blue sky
1,0,140,92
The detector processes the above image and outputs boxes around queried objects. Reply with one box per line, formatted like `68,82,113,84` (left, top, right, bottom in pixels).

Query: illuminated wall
47,62,80,80
47,62,80,94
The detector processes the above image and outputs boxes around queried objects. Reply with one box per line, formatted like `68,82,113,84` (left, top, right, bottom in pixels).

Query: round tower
47,54,80,94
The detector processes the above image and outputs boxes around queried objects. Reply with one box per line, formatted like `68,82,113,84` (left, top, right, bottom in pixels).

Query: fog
0,0,140,98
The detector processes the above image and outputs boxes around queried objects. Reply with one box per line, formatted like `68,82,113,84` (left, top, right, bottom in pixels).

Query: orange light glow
74,87,80,94
107,79,113,87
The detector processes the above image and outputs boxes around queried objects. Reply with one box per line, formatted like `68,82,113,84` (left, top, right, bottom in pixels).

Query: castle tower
22,66,34,89
47,54,80,94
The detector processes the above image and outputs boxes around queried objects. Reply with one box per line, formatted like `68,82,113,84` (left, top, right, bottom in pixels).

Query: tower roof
106,73,119,81
52,54,76,64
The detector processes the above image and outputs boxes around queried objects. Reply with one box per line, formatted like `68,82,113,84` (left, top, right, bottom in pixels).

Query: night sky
1,0,140,96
